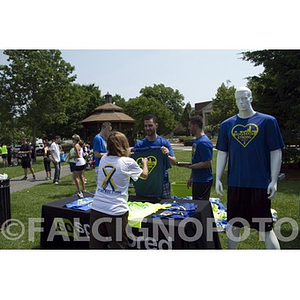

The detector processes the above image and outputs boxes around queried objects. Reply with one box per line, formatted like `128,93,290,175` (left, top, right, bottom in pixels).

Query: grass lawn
0,161,97,249
0,150,299,249
1,158,48,178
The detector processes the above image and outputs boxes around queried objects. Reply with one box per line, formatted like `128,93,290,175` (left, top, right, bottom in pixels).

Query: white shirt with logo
91,155,142,215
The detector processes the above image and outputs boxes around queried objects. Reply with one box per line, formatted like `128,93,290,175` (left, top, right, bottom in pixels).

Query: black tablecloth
40,194,221,249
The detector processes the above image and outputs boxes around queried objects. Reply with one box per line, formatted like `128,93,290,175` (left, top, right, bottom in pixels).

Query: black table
40,194,221,249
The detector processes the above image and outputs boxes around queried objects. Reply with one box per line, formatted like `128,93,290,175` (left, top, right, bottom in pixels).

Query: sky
0,49,264,107
60,49,264,106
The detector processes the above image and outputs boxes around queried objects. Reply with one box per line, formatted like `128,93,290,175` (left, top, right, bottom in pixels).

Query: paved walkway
9,165,72,194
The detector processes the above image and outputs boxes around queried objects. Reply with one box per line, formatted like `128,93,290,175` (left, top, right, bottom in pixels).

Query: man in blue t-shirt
93,122,112,182
132,115,176,198
177,115,213,200
215,87,285,250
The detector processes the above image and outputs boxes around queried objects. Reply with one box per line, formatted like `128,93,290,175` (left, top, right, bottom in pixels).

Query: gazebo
82,93,135,145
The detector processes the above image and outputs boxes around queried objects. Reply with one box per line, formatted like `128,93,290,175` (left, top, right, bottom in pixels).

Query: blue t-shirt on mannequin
216,112,285,189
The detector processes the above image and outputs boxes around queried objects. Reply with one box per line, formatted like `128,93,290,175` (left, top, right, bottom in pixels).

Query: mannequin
215,87,284,249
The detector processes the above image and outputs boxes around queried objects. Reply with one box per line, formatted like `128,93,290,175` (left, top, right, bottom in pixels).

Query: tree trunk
32,126,37,162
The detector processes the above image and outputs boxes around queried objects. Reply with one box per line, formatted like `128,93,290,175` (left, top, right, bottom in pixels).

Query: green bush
282,147,300,166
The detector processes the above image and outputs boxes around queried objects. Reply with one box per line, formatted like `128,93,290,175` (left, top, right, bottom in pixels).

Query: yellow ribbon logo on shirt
101,164,117,191
136,156,157,180
231,123,259,147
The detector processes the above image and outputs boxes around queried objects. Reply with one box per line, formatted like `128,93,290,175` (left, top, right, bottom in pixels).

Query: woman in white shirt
72,134,86,198
90,131,148,249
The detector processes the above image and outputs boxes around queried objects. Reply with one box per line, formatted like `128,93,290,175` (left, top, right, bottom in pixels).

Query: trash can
0,179,11,230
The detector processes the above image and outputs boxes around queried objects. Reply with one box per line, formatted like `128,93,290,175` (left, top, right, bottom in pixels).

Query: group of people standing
43,135,88,198
16,134,88,198
89,87,285,250
89,114,215,249
8,86,285,250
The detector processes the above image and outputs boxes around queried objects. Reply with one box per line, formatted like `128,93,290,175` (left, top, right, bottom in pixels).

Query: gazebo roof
82,93,135,124
82,111,135,123
94,102,123,113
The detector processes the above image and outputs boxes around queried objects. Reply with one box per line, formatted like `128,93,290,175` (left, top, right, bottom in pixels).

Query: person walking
19,137,36,180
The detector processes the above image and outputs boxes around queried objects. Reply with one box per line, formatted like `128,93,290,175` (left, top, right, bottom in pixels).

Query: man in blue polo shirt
215,87,285,249
177,115,213,200
93,122,112,183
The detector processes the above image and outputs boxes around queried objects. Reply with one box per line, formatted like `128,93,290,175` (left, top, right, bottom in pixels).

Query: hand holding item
140,157,149,179
141,157,148,166
161,146,169,155
176,162,192,168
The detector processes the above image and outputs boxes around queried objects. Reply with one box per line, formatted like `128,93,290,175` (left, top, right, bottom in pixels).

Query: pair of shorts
192,180,213,200
227,187,273,232
69,162,76,172
74,164,86,171
21,158,32,169
44,158,51,172
162,181,171,199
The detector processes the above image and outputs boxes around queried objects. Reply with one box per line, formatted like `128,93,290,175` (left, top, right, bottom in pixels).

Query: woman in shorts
72,134,86,198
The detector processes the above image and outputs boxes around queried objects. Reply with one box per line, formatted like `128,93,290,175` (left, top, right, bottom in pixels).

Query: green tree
45,83,103,139
139,84,185,121
0,50,76,145
124,96,175,137
208,83,238,134
242,50,300,145
81,84,103,117
181,102,193,135
111,94,126,108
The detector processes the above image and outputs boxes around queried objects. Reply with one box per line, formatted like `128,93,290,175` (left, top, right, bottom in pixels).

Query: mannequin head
235,87,255,117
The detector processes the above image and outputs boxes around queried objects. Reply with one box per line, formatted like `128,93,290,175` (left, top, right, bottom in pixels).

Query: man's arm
93,137,107,159
167,154,177,165
50,149,57,164
161,144,176,165
182,160,212,169
93,151,106,159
